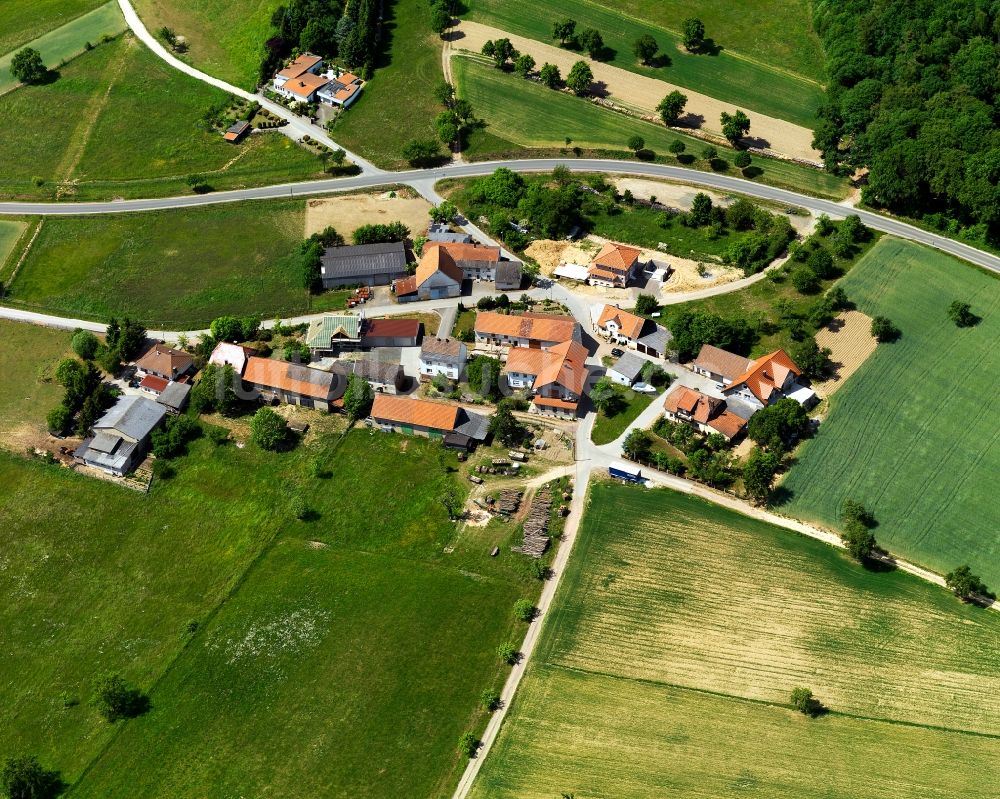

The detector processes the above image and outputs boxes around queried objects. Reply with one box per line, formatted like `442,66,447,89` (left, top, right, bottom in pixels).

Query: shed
156,381,192,414
320,241,408,289
554,264,591,282
609,461,643,483
223,120,251,142
361,317,421,348
495,261,523,291
607,351,648,386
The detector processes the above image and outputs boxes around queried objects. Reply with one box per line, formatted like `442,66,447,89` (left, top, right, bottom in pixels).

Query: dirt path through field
452,20,821,163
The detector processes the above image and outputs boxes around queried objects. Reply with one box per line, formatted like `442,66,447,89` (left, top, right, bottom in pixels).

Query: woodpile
495,489,522,517
512,489,553,559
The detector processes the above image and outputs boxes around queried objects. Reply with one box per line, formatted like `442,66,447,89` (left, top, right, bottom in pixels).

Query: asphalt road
3,158,998,275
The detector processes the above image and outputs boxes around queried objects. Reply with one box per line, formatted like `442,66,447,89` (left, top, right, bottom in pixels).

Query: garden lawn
0,219,28,273
329,0,444,169
8,200,309,327
0,1,125,90
781,238,1000,586
0,36,324,201
453,58,848,200
590,386,653,445
470,483,1000,798
2,426,535,796
131,0,282,89
462,0,824,126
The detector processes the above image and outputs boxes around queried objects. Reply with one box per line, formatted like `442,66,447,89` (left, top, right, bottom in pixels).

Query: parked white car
632,382,657,393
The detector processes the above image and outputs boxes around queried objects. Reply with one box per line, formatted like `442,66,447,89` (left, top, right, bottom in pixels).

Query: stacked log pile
512,489,553,559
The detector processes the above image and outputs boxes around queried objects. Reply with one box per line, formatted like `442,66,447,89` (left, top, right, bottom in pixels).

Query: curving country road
3,159,999,276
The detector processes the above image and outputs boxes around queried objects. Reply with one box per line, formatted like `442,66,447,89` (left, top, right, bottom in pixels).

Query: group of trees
811,1,1000,243
646,418,736,486
739,398,812,502
840,499,878,562
550,18,607,59
669,309,754,361
260,0,381,84
353,221,409,245
191,363,244,416
433,81,475,149
428,0,454,35
210,315,260,343
786,215,868,294
151,414,202,459
299,225,345,292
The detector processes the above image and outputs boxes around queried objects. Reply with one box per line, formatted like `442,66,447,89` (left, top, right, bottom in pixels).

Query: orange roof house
282,72,330,100
474,311,580,348
663,385,748,440
275,53,323,80
243,357,343,407
723,350,802,407
596,304,645,340
587,242,643,287
135,344,193,380
504,339,589,416
371,394,460,431
393,247,463,302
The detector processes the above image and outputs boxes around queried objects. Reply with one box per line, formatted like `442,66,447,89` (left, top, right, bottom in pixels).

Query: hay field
470,483,1000,798
304,192,432,240
813,309,877,396
782,239,1000,585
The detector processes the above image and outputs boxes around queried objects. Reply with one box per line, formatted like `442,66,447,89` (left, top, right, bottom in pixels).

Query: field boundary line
542,661,1000,740
5,219,43,287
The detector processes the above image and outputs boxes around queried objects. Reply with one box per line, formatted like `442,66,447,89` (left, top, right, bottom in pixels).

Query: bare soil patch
454,20,821,162
305,191,433,241
813,310,877,397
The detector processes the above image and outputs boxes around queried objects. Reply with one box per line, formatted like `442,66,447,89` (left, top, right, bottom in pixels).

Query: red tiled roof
416,246,464,286
591,241,642,271
276,53,322,79
725,350,801,405
139,374,168,393
135,343,193,377
597,304,645,339
371,394,460,431
283,73,329,99
393,275,418,296
424,241,501,263
708,410,747,439
532,396,579,410
364,318,421,339
663,385,721,424
243,357,338,401
475,311,578,343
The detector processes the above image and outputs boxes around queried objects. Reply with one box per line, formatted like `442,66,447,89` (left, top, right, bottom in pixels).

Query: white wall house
419,338,467,381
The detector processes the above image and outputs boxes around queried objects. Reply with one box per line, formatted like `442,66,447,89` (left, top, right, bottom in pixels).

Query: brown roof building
474,311,581,349
691,344,754,384
504,340,589,418
135,344,193,380
370,394,489,447
587,242,643,287
662,386,747,441
394,247,464,302
244,356,344,412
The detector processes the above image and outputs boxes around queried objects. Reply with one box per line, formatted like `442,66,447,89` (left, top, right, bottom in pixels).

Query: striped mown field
782,238,1000,586
471,483,1000,798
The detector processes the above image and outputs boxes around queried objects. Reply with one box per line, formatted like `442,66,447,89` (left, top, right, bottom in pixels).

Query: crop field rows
782,239,1000,586
546,491,1000,735
471,483,1000,798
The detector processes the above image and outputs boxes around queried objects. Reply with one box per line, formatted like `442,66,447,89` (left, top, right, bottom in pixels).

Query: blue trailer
609,461,643,483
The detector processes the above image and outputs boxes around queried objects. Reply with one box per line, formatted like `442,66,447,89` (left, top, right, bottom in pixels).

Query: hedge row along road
2,159,1000,276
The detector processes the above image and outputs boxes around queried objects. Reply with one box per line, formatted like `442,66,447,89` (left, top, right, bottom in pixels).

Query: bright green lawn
781,238,1000,586
329,0,444,169
0,320,69,436
0,1,122,82
131,0,282,89
462,0,825,127
470,484,1000,798
0,36,324,200
0,220,28,273
453,58,848,200
7,200,309,327
585,0,826,81
2,426,535,796
590,385,654,445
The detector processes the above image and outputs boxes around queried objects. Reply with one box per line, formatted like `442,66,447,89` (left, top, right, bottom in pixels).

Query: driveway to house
115,0,381,175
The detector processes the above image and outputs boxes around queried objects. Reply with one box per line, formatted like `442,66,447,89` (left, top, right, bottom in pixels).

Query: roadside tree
945,564,990,601
71,330,100,360
627,135,645,154
514,53,536,78
656,90,687,125
720,109,751,146
743,447,780,504
539,62,561,88
565,60,594,95
623,429,653,461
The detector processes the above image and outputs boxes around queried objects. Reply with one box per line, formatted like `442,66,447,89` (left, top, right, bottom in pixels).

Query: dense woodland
812,0,1000,243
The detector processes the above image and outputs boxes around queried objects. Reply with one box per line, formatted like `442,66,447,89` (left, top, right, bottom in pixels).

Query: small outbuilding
223,120,251,143
607,351,648,387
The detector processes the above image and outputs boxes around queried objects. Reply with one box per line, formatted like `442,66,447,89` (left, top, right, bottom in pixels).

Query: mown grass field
329,0,443,169
781,238,1000,586
462,0,824,127
586,0,826,81
470,484,1000,798
7,200,310,327
0,35,324,201
132,0,282,89
0,320,70,441
1,424,534,796
0,219,28,272
453,58,848,200
0,0,110,61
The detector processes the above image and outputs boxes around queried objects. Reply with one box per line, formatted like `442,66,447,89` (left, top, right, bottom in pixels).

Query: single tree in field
430,4,451,35
734,150,752,170
720,109,751,146
91,672,147,723
790,686,822,716
539,62,561,88
513,598,536,621
627,135,645,154
565,60,594,95
842,519,876,562
1,755,63,799
578,28,604,58
657,90,687,125
633,34,659,65
10,47,47,84
947,300,978,327
870,315,899,342
669,140,686,156
553,18,577,46
690,192,713,226
249,407,288,451
945,564,990,601
701,145,718,161
438,484,461,520
682,18,705,52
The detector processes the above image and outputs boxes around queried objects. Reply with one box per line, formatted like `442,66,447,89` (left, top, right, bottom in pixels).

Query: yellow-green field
471,483,1000,798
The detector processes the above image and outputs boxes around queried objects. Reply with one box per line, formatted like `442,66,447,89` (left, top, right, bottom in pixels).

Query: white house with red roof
271,53,364,107
690,344,816,409
587,242,643,288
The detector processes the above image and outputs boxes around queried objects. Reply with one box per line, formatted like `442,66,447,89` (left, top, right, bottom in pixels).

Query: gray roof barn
320,241,408,287
495,261,523,289
74,395,167,475
95,395,168,442
455,409,490,441
636,324,672,356
428,222,472,244
156,381,192,413
335,358,404,387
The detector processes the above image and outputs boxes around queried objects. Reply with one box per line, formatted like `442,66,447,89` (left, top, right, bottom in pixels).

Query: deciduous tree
250,407,287,450
720,109,751,145
633,34,659,65
656,90,687,125
681,18,705,52
10,48,46,84
565,60,594,95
